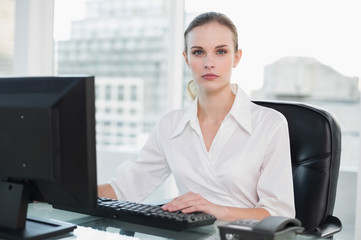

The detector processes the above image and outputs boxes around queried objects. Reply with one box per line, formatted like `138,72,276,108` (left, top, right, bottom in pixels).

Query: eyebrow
190,45,230,49
215,45,229,49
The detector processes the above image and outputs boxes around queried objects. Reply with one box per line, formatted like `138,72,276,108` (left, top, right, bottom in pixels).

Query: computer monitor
0,76,97,239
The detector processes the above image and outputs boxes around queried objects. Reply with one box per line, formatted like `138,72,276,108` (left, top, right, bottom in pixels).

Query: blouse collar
171,83,253,138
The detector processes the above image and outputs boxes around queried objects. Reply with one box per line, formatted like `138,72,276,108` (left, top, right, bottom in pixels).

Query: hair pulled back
184,12,238,53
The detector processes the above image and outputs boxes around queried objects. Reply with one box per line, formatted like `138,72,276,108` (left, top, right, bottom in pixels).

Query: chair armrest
310,215,342,238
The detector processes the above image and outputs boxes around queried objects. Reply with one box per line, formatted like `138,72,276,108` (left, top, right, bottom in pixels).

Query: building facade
57,0,171,150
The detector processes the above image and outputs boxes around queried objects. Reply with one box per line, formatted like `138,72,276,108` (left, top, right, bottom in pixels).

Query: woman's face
183,22,242,95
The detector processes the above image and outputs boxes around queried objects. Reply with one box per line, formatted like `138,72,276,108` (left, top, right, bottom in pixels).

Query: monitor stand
0,182,76,240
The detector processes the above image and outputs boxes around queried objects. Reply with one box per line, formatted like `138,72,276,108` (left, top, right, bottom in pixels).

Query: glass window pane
54,0,174,186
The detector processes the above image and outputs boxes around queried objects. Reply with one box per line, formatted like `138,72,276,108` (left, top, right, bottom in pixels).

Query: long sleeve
110,125,171,202
255,117,295,218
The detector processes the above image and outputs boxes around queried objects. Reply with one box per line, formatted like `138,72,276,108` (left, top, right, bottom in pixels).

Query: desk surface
21,203,323,240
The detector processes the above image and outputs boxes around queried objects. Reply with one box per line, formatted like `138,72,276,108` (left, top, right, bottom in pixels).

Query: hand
98,184,117,199
161,191,226,219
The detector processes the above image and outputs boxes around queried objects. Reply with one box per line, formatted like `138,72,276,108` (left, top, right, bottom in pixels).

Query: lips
202,73,219,80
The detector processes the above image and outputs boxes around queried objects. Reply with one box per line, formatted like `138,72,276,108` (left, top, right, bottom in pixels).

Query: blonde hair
187,80,199,100
184,12,238,53
185,12,238,101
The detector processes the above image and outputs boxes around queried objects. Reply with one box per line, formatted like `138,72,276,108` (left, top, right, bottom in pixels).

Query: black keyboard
91,197,217,231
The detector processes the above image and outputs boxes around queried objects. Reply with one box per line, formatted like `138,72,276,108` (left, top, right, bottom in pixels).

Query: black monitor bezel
0,76,98,239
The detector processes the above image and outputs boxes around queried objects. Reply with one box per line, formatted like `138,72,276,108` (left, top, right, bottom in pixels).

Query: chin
197,80,230,91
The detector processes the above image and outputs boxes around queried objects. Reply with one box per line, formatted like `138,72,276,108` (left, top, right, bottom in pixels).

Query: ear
183,51,190,67
233,49,242,68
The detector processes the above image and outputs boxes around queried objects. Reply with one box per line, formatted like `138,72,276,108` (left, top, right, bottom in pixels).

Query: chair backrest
254,100,342,231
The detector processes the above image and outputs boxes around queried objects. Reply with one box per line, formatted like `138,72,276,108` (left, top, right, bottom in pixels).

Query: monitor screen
0,76,97,239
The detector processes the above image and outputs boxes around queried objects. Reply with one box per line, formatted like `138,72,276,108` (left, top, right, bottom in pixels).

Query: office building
95,77,144,149
57,0,171,150
252,56,360,169
256,56,359,103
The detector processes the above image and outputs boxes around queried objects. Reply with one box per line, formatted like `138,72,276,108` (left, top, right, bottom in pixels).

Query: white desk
23,203,323,240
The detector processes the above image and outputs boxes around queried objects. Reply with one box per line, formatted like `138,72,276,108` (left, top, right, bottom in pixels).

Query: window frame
13,0,54,76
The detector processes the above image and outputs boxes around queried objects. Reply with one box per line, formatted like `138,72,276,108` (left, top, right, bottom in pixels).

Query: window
130,108,137,115
49,1,360,238
118,86,124,100
54,0,175,151
185,1,360,239
105,86,112,100
130,85,137,101
54,0,182,200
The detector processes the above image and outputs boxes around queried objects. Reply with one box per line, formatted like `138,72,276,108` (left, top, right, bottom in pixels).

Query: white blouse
110,84,295,218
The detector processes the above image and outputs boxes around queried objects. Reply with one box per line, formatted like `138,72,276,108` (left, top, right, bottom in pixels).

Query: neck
197,85,235,123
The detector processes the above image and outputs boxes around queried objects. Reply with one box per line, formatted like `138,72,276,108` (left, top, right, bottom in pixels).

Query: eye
216,49,227,55
192,50,204,56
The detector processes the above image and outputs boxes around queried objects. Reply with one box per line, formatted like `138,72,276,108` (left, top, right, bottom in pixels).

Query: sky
54,0,361,93
53,0,85,41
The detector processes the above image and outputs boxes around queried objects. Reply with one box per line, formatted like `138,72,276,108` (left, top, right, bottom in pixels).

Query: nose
204,56,215,69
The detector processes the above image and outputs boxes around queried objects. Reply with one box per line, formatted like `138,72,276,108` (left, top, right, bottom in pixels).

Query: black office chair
254,100,342,239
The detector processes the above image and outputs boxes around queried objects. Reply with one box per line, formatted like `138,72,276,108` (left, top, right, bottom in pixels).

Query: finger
162,192,197,210
181,205,199,214
165,196,205,212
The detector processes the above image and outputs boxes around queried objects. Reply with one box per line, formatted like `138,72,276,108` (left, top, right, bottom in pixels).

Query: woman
98,12,295,221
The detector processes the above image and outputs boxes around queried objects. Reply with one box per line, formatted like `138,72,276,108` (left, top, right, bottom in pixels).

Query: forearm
218,206,271,221
162,192,271,221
